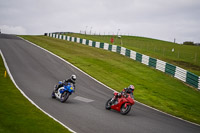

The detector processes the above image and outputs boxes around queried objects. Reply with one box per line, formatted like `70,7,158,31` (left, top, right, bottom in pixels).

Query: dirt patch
171,60,200,71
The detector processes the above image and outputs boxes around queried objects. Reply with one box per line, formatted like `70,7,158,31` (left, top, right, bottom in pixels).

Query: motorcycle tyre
105,98,112,110
52,91,56,99
60,92,70,103
120,103,131,115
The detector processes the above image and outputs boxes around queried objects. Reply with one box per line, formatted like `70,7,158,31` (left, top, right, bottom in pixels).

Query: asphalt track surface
0,34,200,133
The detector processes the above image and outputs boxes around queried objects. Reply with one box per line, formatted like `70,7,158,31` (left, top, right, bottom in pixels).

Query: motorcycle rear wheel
105,98,112,110
120,103,131,115
60,92,70,103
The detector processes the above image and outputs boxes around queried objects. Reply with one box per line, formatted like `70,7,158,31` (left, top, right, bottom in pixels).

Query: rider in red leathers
111,85,135,104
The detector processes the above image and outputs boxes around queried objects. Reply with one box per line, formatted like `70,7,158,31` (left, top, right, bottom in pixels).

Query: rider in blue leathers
55,74,76,92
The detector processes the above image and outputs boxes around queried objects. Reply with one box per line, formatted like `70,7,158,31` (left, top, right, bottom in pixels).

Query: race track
0,34,199,133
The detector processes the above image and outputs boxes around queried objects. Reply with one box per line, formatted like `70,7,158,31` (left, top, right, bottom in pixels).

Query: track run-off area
0,34,200,133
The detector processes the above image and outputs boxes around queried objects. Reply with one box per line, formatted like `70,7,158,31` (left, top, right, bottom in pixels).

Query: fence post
195,53,197,63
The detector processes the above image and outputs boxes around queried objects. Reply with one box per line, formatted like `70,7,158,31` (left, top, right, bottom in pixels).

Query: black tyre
60,92,70,103
51,91,56,98
120,103,131,115
105,98,112,110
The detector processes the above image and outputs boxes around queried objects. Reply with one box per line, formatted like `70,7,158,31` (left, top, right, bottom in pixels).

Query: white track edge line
0,49,77,133
19,37,200,127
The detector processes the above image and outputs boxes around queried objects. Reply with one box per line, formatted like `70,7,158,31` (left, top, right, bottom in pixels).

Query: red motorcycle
105,92,135,115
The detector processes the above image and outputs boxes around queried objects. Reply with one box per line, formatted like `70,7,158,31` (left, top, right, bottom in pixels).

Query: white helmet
128,85,135,92
71,74,76,82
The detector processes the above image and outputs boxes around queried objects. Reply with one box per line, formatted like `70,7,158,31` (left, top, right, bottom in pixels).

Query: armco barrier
104,43,109,50
116,46,121,54
111,45,117,52
100,42,104,49
156,59,166,72
108,44,112,51
130,50,136,60
92,41,96,47
165,63,176,76
186,72,199,88
120,47,126,56
136,53,142,62
47,33,200,90
175,67,187,82
141,55,149,65
149,57,157,68
125,49,131,57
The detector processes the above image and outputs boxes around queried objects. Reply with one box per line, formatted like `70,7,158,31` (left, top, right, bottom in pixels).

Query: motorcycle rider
111,85,135,104
54,74,76,92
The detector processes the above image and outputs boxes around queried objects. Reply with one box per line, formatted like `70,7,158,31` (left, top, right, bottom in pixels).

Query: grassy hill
63,33,200,76
20,35,200,124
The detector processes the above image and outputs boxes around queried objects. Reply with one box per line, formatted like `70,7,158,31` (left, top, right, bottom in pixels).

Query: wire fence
65,32,200,67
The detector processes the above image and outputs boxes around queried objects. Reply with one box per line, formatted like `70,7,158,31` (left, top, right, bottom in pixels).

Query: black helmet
71,74,76,82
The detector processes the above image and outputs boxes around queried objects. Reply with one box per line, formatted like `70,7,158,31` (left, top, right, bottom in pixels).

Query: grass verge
64,33,200,75
20,35,200,124
0,55,71,133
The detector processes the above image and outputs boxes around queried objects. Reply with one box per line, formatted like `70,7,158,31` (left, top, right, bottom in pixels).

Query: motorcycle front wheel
120,103,131,115
105,98,112,110
60,92,70,103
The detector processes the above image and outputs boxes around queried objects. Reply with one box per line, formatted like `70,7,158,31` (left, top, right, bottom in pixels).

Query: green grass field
63,33,200,76
0,57,71,133
20,35,200,124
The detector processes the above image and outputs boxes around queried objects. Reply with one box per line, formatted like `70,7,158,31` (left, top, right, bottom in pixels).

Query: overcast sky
0,0,200,43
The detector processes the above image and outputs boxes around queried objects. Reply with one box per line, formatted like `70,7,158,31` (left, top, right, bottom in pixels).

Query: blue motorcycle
52,81,75,103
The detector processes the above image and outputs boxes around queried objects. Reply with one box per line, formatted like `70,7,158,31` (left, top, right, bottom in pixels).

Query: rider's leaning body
111,85,135,103
55,74,76,92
